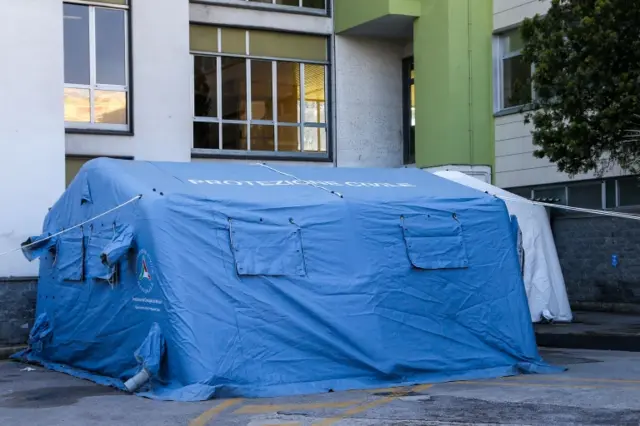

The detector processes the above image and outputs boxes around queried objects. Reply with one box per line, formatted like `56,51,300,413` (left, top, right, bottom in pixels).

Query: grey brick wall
0,278,37,346
552,212,640,312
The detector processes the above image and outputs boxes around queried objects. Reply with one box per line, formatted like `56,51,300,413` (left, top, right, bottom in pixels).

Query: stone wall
0,278,37,346
552,212,640,313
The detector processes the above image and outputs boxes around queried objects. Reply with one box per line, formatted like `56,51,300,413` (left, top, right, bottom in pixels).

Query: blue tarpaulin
16,159,560,401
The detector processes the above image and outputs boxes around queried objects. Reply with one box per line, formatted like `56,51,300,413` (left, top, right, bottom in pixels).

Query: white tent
434,171,573,323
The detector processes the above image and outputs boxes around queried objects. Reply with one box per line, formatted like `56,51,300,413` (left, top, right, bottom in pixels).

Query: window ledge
191,148,332,162
190,0,329,18
494,104,534,118
65,128,133,137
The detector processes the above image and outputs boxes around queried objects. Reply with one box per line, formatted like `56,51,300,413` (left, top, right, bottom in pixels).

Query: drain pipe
124,368,150,392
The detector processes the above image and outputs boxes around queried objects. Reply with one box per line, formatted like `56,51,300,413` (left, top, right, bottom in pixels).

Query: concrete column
131,0,192,161
0,0,66,278
414,0,494,172
334,36,404,168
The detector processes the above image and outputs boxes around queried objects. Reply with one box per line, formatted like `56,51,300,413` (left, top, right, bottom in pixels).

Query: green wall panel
334,0,420,33
413,0,494,170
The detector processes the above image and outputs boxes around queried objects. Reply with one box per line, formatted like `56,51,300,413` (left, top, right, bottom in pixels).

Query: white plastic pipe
124,368,150,392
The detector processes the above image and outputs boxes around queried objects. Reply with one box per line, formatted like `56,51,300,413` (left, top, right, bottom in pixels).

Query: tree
520,0,640,176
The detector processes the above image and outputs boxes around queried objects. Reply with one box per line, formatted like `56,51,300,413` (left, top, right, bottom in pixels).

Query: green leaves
520,0,640,175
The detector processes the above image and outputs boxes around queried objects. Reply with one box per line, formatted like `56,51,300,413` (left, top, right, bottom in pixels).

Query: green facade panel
413,0,494,170
334,0,420,34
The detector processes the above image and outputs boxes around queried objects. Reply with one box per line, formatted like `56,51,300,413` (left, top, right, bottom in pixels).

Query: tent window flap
402,212,469,270
229,219,306,277
55,228,85,281
86,228,116,280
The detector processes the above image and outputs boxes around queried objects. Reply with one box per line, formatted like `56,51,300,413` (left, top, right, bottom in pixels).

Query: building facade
1,0,639,344
493,0,640,311
0,0,496,282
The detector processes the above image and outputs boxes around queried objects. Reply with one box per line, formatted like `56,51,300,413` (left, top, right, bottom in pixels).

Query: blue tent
17,159,558,401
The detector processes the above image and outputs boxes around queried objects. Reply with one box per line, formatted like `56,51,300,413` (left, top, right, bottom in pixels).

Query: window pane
503,29,524,54
278,126,300,151
64,88,91,122
618,177,640,207
302,0,325,8
221,57,247,121
277,62,300,123
275,0,299,6
568,183,602,209
508,187,532,199
95,8,126,86
303,127,326,152
250,31,327,62
251,125,275,151
63,4,90,85
304,64,325,123
194,56,217,118
190,25,218,53
193,122,220,149
94,91,127,124
606,180,617,208
503,55,532,108
222,123,247,150
251,60,273,121
221,28,246,55
534,187,566,204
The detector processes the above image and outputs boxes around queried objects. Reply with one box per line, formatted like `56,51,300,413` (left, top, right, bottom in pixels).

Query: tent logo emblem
136,250,154,294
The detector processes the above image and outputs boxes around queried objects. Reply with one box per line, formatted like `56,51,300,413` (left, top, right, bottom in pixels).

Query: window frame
190,28,331,161
509,176,640,212
63,0,132,134
192,0,329,16
493,27,535,115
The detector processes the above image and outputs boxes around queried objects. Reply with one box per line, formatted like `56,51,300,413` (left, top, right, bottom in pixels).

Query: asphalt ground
1,348,639,426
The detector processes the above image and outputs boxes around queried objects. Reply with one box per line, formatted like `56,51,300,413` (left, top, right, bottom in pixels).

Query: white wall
492,0,628,188
334,36,404,167
494,0,550,31
66,0,193,161
0,0,66,277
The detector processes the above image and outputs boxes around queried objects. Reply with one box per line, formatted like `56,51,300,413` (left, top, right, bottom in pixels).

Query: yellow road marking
234,400,360,415
452,380,599,389
366,383,434,395
311,384,433,426
311,397,396,426
190,399,243,426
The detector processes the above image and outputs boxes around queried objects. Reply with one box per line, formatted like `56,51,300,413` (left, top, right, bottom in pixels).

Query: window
509,177,640,211
402,57,415,165
508,187,533,199
63,1,130,132
494,28,533,111
568,182,603,209
245,0,325,9
617,177,640,207
191,26,329,157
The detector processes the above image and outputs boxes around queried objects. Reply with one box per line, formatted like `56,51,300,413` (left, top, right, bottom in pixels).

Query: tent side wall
148,191,541,399
434,171,572,322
